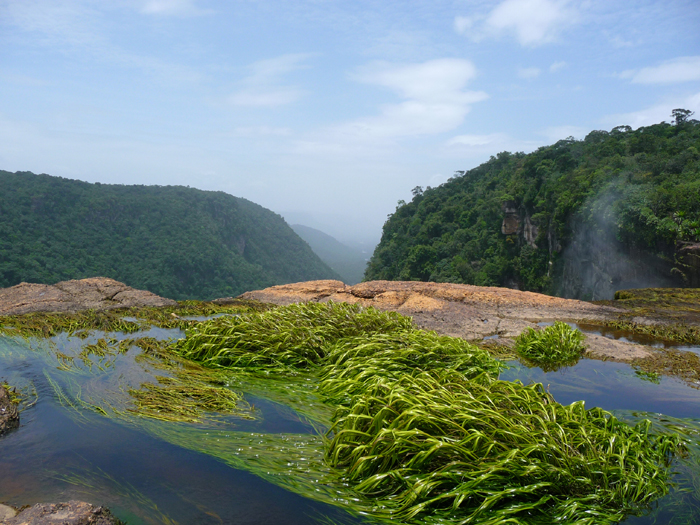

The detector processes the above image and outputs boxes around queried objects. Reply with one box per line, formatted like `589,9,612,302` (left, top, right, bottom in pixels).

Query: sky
1,0,699,247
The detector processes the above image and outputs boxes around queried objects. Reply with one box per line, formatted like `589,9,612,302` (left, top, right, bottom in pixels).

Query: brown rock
0,385,19,436
0,277,177,316
3,501,122,525
237,279,657,361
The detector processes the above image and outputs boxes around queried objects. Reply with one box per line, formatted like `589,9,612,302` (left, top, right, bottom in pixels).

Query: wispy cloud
338,59,488,139
518,67,541,79
620,56,700,84
455,0,577,47
550,61,567,72
227,54,312,107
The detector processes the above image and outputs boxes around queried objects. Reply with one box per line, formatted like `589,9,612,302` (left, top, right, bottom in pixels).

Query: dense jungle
0,171,340,300
365,112,700,299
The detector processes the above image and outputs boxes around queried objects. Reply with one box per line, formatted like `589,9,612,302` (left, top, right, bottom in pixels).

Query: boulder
2,501,122,525
0,277,177,316
0,385,19,436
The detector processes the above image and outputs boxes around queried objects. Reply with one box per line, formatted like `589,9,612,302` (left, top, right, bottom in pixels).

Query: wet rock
0,277,177,316
0,385,19,436
2,501,123,525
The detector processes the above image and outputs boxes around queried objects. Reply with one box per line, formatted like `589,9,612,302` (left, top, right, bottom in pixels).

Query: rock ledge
0,277,177,316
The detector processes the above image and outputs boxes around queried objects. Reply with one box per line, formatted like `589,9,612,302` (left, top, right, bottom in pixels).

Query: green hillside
0,171,340,299
366,112,700,299
291,224,369,284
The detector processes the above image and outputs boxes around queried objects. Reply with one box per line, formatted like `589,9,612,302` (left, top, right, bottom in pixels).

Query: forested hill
0,171,341,300
365,112,700,300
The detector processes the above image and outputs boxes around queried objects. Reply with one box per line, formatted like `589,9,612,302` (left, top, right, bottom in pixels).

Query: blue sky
1,0,699,246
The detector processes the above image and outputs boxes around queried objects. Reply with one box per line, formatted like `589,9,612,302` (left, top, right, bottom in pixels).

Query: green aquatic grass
173,301,414,373
515,321,586,371
5,302,689,525
166,302,682,524
319,330,502,404
0,299,268,339
324,369,681,524
0,310,142,339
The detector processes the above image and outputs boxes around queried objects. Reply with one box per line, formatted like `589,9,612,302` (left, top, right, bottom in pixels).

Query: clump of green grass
319,330,502,404
515,321,586,371
324,370,682,525
173,301,414,373
164,302,682,524
127,375,254,424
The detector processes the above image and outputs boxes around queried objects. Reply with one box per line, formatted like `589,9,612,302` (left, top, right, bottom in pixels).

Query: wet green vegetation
164,302,684,524
2,301,699,524
0,299,271,339
514,321,586,371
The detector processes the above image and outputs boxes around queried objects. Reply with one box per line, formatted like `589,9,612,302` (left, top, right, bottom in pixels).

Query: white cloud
602,92,700,129
227,54,312,107
338,59,488,139
550,61,567,72
624,56,700,84
518,67,541,79
456,0,577,47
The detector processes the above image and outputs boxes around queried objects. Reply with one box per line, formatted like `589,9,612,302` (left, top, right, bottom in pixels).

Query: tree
672,108,694,126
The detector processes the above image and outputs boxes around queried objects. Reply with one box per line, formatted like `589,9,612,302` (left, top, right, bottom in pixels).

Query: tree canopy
0,171,340,299
365,115,700,298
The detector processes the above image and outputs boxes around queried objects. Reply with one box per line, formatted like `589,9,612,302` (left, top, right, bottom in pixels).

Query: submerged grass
6,301,691,524
515,321,586,371
0,299,269,339
601,320,700,346
631,348,700,389
165,302,683,525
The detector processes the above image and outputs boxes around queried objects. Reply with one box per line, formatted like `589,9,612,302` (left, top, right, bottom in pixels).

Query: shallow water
0,331,362,525
2,323,700,524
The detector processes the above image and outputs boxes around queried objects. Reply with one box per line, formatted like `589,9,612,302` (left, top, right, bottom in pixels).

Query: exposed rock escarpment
2,501,123,525
0,277,177,316
239,280,652,360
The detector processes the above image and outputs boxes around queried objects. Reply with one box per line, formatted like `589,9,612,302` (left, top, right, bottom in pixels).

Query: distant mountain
291,224,369,284
366,115,700,300
0,171,341,300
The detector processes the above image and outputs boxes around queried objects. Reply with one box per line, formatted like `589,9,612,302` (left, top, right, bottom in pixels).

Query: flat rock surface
2,501,121,525
0,277,176,316
0,386,19,436
239,280,653,361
